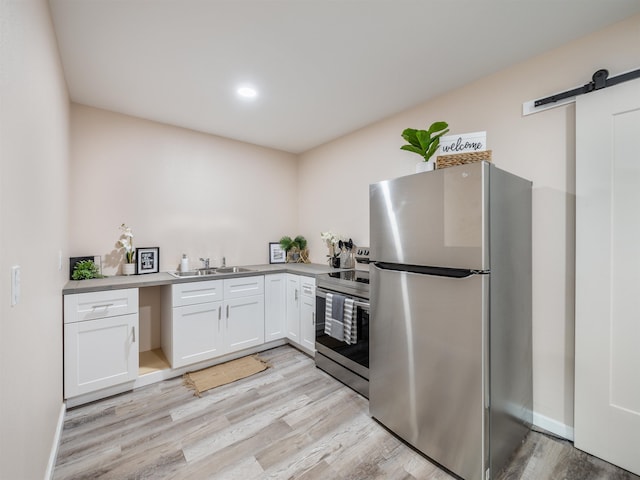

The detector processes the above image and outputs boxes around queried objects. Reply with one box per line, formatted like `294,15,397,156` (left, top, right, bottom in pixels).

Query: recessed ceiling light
237,86,257,99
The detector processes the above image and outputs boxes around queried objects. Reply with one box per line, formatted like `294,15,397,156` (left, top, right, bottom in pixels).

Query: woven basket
436,150,492,169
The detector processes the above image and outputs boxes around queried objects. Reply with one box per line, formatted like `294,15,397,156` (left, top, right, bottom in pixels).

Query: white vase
416,161,435,173
122,263,135,275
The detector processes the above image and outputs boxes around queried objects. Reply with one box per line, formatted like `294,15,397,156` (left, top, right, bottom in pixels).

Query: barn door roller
534,68,640,107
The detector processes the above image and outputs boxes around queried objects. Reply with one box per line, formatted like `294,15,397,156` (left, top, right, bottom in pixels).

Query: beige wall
69,105,299,275
298,15,640,431
0,0,69,478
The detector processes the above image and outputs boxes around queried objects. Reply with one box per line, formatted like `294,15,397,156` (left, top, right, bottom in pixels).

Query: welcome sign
439,131,487,155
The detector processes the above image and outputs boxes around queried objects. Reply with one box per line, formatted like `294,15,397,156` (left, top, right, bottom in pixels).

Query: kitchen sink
169,268,218,278
215,266,254,273
168,266,254,278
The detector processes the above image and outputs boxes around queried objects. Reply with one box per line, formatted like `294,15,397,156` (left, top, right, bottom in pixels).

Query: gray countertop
63,263,342,294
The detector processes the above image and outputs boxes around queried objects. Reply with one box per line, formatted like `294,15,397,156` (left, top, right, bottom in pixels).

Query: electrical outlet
11,265,20,306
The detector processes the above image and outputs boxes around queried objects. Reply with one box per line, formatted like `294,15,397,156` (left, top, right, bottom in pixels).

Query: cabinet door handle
295,289,299,301
132,326,136,343
226,304,229,328
312,312,315,325
218,305,222,332
92,303,113,310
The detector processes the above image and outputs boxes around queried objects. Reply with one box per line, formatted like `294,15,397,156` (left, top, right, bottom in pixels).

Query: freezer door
369,264,489,480
370,162,489,270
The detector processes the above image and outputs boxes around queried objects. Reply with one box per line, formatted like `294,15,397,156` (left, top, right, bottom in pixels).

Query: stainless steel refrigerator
369,161,532,480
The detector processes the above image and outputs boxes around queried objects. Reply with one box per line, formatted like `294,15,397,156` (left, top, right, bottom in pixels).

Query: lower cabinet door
300,294,316,353
172,301,223,368
225,295,265,353
64,313,138,398
286,274,301,344
265,274,287,341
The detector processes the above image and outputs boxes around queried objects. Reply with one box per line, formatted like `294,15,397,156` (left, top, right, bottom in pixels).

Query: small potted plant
71,259,105,280
117,223,136,275
401,120,449,172
279,235,310,263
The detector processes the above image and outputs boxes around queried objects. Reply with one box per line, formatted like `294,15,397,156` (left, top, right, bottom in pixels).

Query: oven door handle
353,300,370,311
316,289,370,311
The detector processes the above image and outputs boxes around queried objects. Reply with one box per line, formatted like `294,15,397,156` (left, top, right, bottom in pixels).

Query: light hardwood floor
54,346,639,480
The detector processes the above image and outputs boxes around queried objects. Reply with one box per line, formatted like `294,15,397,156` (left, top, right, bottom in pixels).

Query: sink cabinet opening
138,286,170,375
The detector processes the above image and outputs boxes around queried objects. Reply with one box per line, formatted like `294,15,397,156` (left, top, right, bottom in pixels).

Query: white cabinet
163,276,265,368
225,295,265,351
286,274,302,343
163,279,223,368
286,274,316,354
171,300,224,368
64,289,139,398
265,273,287,341
224,275,265,352
300,280,316,352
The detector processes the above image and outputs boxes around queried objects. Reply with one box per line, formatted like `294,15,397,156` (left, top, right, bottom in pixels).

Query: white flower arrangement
320,231,346,255
321,231,342,248
117,224,135,264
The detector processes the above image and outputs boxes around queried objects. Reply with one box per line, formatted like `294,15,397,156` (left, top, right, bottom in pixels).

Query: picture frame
136,247,160,274
269,242,286,264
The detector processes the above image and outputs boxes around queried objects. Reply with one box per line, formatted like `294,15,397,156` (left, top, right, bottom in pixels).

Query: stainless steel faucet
222,256,226,268
199,257,210,269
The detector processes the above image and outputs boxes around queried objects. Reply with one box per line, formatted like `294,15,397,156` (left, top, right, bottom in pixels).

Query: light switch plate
11,265,20,306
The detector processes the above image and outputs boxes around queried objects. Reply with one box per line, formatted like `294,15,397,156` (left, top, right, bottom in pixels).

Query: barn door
575,77,640,475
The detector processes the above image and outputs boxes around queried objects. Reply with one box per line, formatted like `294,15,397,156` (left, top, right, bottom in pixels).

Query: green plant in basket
72,260,105,280
401,121,449,162
294,235,307,251
279,236,296,253
279,235,310,263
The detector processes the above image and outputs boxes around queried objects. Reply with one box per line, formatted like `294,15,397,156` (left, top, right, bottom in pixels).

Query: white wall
69,104,299,275
298,14,640,431
0,0,69,478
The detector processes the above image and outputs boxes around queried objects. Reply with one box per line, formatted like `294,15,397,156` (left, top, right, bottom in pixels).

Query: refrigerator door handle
373,261,488,278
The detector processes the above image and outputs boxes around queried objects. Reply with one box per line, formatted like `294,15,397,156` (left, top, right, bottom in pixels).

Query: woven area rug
184,355,269,396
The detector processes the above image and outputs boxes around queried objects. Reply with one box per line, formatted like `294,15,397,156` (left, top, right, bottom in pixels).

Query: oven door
315,287,369,379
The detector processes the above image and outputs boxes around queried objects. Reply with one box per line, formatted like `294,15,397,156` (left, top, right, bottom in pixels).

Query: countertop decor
71,259,104,280
279,235,310,263
117,223,135,274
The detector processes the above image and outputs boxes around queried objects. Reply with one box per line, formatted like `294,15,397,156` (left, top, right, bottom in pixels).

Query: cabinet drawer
300,277,316,298
224,275,264,299
64,288,138,324
173,280,223,307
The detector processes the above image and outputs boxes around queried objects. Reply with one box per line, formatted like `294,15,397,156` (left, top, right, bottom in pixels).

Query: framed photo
269,242,286,264
136,247,160,274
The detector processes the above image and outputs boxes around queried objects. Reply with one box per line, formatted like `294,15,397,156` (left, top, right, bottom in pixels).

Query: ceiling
49,0,640,154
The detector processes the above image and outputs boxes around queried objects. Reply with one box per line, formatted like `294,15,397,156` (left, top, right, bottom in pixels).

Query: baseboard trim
45,402,66,479
533,412,574,441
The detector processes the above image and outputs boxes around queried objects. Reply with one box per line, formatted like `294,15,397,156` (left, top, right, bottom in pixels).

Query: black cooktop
318,269,370,299
328,270,370,284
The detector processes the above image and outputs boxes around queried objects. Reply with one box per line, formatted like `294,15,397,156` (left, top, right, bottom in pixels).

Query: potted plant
71,259,105,280
400,121,449,172
279,235,310,263
117,223,136,275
